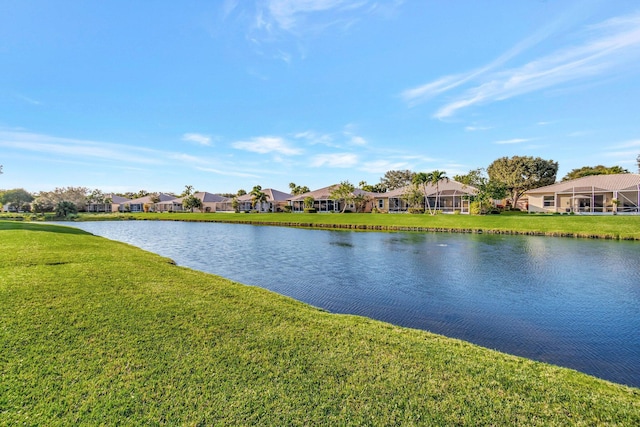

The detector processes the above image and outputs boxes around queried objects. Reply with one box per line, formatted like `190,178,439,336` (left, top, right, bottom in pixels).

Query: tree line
0,155,637,215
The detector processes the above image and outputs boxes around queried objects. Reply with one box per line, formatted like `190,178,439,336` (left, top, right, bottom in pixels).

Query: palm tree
250,185,270,212
429,170,449,212
412,172,432,214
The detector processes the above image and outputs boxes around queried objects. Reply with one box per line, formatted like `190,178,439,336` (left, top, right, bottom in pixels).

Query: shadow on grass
0,220,91,235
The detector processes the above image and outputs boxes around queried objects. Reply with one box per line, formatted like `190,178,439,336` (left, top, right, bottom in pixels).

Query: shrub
304,208,317,213
407,207,424,214
283,205,292,213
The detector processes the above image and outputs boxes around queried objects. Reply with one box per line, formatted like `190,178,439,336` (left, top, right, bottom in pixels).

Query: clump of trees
289,182,310,195
0,188,34,212
487,156,558,209
562,165,629,181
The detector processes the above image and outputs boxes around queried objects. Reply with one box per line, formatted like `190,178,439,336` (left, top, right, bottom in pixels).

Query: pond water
63,220,640,387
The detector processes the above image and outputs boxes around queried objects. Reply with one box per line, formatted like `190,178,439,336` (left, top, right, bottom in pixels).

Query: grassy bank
72,211,640,240
1,221,638,425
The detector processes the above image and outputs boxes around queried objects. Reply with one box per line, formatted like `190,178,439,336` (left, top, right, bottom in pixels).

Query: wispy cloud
0,131,162,165
182,133,212,146
494,138,531,145
294,130,336,146
465,125,492,132
15,94,43,106
310,152,358,168
196,167,261,178
232,136,302,155
614,139,640,148
360,159,410,173
402,11,640,119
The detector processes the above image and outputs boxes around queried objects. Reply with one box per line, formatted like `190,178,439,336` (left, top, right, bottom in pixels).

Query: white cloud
310,152,358,168
494,138,531,145
360,159,410,173
465,125,491,132
402,11,640,119
196,167,261,178
232,136,302,155
350,135,367,145
182,133,212,146
294,130,335,146
614,139,640,148
0,131,163,165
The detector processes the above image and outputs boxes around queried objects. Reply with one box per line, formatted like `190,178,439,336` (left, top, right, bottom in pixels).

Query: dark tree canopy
289,182,310,195
380,170,416,192
487,156,558,208
562,165,629,181
0,188,34,211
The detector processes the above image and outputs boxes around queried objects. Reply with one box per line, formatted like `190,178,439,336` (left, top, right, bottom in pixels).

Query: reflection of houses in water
527,174,640,214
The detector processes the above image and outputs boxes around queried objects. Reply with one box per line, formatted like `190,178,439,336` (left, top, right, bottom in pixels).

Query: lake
63,220,640,387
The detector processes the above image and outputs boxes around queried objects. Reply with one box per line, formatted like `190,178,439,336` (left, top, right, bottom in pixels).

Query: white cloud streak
182,133,212,146
310,152,358,167
402,11,640,119
494,138,531,145
232,136,302,155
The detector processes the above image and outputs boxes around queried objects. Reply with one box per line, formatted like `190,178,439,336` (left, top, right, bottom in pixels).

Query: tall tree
412,172,432,214
181,185,194,197
250,185,269,212
0,188,34,212
329,181,356,213
380,170,415,191
487,156,558,208
637,154,640,174
237,189,247,196
562,165,629,181
33,187,89,212
183,194,203,213
428,170,449,212
289,182,310,195
455,168,507,214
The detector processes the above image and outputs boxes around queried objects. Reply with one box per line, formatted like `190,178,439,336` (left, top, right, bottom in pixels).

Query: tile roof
288,184,375,201
381,180,477,197
527,174,640,194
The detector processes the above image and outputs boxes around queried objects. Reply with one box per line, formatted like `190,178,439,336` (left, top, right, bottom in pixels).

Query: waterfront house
125,193,176,213
156,192,230,213
86,194,131,213
288,185,376,212
526,174,640,214
374,180,477,213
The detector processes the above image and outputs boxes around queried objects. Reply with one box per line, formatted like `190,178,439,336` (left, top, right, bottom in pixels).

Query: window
543,196,555,207
378,199,384,209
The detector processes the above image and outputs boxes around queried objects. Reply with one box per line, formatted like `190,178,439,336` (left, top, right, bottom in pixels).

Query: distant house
86,194,131,213
125,193,176,213
220,189,293,212
288,185,376,212
374,180,476,213
526,174,640,214
156,192,230,213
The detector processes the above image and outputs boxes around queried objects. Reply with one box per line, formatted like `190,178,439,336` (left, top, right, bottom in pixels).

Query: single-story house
526,174,640,214
125,193,176,213
288,185,376,212
156,192,230,213
374,180,477,213
86,194,131,213
218,189,294,212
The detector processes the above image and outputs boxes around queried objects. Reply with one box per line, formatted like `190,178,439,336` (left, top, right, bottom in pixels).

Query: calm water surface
64,221,640,387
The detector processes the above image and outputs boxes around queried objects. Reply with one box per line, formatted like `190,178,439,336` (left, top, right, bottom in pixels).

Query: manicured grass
75,211,640,240
1,221,639,425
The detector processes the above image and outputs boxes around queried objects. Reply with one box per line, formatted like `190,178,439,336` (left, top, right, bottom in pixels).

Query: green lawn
74,211,640,240
1,221,639,425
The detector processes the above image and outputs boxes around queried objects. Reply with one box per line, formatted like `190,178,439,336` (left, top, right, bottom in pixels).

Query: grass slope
74,211,640,241
1,221,639,425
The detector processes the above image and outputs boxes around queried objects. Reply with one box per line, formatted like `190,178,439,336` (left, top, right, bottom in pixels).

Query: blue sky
2,0,640,194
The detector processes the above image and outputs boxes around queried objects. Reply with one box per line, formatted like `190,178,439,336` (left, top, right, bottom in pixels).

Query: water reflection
62,221,640,387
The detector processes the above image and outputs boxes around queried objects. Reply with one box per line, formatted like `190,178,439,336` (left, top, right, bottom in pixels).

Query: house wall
528,194,554,213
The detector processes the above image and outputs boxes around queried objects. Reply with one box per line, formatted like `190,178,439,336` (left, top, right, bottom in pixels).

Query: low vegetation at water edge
1,221,639,425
